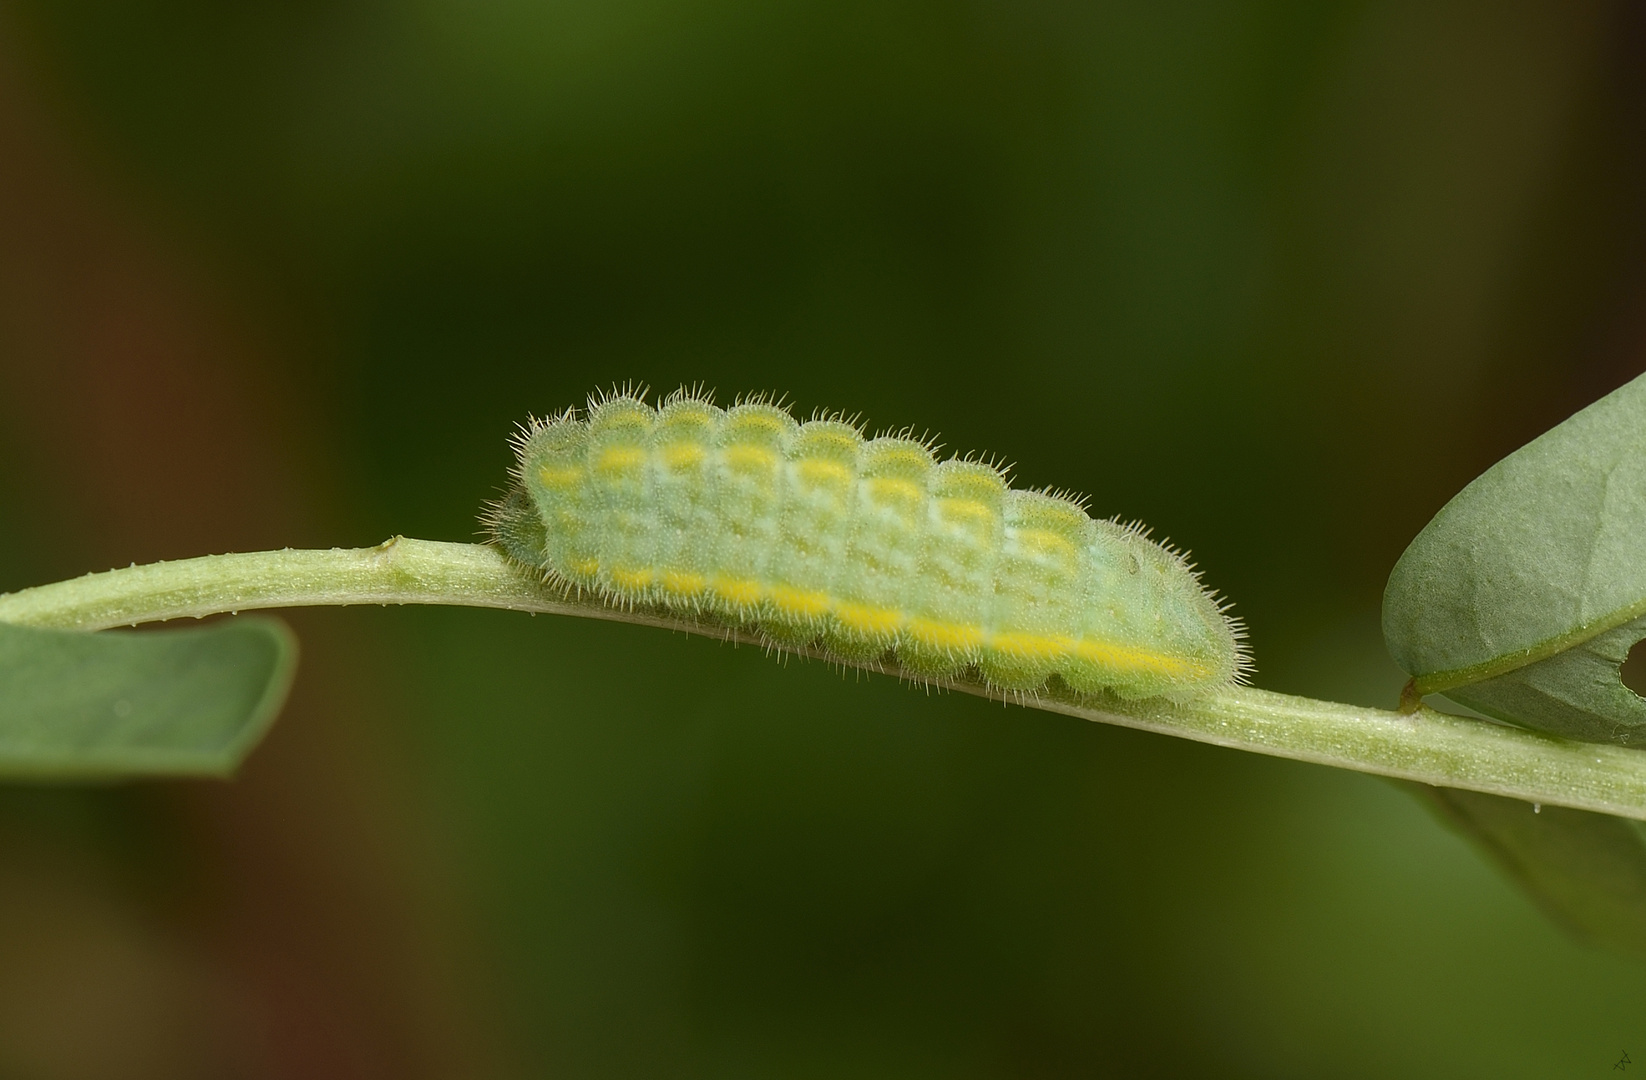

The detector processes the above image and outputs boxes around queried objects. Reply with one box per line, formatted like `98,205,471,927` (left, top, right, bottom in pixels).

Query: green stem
4,537,1645,819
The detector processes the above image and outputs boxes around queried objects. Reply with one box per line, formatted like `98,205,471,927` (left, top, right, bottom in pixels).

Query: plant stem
4,537,1644,819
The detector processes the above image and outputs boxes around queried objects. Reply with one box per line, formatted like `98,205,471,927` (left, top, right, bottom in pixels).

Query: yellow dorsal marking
940,475,1005,501
567,557,599,577
935,497,996,525
537,464,584,488
796,459,852,486
905,617,984,652
806,429,860,451
833,602,904,635
710,575,763,606
660,443,706,470
590,418,651,440
865,477,922,504
868,446,931,469
730,413,789,432
596,446,646,474
1012,528,1077,561
724,444,777,472
769,585,831,619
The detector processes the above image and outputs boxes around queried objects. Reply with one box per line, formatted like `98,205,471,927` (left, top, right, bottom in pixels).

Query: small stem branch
4,537,1644,819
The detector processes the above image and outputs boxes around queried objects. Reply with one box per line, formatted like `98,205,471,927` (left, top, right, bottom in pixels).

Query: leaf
1411,784,1646,960
1383,372,1646,743
0,617,297,780
1442,614,1646,745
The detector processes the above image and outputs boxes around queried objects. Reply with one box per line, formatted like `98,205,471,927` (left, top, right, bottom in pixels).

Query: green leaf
1411,784,1646,960
0,617,297,780
1383,372,1646,743
1442,614,1646,745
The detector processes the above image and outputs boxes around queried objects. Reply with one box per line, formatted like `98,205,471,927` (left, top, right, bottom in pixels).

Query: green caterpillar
487,386,1245,700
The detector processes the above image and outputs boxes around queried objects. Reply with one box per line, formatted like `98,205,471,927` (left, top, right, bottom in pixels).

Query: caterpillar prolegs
486,387,1246,700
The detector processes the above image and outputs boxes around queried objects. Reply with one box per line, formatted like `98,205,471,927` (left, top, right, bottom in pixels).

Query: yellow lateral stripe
568,557,599,577
906,617,984,651
610,566,655,589
661,571,706,596
710,575,763,606
724,445,777,471
1072,639,1203,678
536,464,584,488
596,447,646,473
987,632,1076,662
769,585,831,618
834,602,904,635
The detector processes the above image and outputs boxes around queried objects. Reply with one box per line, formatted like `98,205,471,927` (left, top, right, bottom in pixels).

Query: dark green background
1,1,1644,1075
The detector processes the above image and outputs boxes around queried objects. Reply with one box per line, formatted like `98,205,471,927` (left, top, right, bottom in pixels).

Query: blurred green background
2,0,1645,1075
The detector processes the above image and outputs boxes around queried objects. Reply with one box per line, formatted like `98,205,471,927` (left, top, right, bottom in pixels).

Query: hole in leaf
1623,638,1646,697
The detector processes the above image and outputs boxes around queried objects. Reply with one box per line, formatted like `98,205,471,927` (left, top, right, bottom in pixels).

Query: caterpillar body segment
494,388,1244,701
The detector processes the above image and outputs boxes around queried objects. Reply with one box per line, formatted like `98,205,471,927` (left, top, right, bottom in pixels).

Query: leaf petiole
4,537,1646,818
